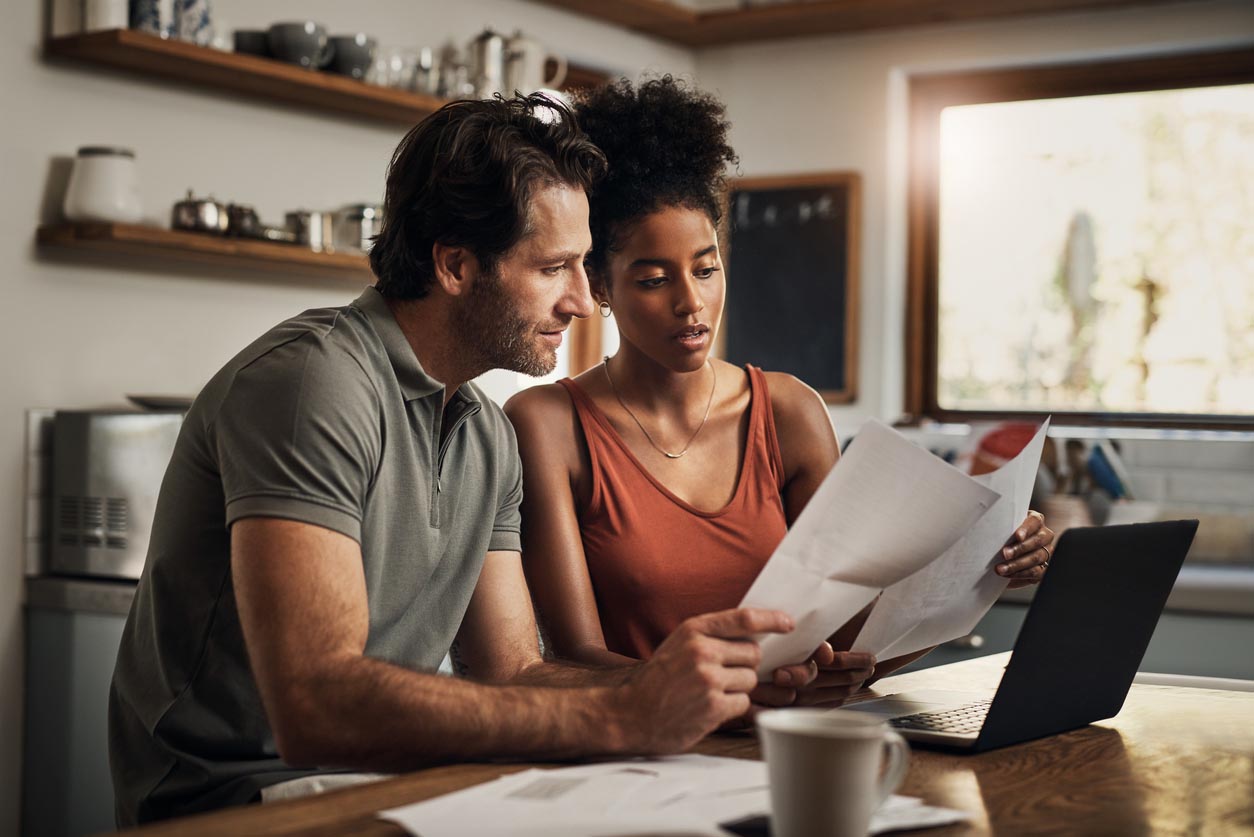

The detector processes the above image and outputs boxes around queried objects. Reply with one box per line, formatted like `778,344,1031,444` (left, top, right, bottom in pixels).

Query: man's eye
542,265,565,276
695,267,721,280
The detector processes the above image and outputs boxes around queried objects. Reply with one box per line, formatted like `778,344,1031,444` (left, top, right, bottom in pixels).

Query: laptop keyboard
889,699,992,734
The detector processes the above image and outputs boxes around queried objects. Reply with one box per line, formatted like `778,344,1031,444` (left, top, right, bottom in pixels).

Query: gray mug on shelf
267,21,334,69
232,29,269,57
327,33,377,80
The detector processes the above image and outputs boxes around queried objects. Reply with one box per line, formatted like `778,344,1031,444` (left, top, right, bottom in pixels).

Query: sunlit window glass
936,84,1254,417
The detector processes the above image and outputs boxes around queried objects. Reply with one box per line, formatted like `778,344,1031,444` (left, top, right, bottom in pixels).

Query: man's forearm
272,654,633,771
507,656,636,688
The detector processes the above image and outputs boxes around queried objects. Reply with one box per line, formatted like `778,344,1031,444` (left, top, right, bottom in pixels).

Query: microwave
50,410,184,580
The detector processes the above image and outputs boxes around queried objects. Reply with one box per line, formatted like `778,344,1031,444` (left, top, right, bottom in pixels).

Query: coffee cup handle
875,730,911,807
544,53,568,90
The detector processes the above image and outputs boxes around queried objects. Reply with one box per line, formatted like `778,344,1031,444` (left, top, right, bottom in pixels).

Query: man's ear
431,243,481,297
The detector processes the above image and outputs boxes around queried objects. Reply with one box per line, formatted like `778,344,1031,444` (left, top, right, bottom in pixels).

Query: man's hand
613,608,794,753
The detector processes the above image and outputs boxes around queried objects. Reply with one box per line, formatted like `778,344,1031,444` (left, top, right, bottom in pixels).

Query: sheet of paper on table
376,754,968,836
738,420,1001,676
852,420,1050,660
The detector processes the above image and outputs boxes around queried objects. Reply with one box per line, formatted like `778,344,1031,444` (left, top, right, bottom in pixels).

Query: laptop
841,520,1198,752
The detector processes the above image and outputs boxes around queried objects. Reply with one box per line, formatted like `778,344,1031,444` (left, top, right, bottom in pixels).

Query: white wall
0,1,692,830
694,0,1254,440
6,0,1254,830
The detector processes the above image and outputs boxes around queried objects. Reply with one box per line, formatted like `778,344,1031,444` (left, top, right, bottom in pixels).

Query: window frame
904,46,1254,430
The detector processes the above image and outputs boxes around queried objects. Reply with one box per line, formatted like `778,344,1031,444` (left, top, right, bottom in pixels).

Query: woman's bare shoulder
504,381,573,422
760,370,826,416
505,382,591,485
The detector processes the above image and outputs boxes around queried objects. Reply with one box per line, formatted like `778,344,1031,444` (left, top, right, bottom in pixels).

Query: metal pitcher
467,28,506,100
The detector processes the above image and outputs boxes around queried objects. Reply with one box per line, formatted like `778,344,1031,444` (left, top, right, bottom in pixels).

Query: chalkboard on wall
724,173,860,403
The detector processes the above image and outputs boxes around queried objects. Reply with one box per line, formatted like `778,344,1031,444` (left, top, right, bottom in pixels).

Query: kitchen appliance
23,576,134,837
62,146,142,224
172,189,228,233
50,409,184,581
505,31,567,95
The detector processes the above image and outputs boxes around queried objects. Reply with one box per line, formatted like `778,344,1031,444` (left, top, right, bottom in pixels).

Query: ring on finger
1041,544,1052,569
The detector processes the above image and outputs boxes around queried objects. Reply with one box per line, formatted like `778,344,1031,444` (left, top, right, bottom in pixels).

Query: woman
505,77,1053,708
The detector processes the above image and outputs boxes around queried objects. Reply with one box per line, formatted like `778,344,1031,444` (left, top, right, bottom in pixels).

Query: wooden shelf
43,29,448,126
37,223,372,281
535,0,1187,46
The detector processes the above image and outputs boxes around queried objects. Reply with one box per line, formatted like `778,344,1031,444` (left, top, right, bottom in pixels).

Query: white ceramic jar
81,0,128,32
63,146,143,224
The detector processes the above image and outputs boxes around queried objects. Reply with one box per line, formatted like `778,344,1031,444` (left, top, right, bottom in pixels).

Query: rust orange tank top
558,365,789,660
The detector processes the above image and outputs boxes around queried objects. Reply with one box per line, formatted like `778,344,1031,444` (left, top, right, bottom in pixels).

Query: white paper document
738,420,1001,675
852,420,1051,660
378,756,762,837
377,754,969,836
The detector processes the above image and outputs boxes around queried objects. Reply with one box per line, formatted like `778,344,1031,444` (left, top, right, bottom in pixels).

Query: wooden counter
111,653,1254,836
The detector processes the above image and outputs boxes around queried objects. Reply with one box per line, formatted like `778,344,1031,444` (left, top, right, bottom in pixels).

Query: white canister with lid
63,146,143,224
82,0,128,32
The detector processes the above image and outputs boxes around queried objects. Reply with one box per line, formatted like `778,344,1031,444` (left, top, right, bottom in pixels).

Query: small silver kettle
467,28,507,100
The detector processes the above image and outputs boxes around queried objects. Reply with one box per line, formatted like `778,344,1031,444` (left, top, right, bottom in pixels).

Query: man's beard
453,270,562,378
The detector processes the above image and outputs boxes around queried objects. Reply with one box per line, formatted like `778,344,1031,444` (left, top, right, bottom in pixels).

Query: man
109,95,811,825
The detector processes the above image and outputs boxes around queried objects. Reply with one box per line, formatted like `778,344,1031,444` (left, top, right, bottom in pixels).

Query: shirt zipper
430,399,482,527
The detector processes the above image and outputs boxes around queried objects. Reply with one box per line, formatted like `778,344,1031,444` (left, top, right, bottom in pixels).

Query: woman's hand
717,644,828,728
792,644,876,707
736,642,874,717
996,510,1056,589
743,646,828,711
753,642,875,710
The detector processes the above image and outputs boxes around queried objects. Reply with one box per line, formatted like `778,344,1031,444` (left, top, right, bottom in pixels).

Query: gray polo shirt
109,287,522,825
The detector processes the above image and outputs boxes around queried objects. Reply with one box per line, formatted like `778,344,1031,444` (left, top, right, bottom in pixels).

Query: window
906,48,1254,428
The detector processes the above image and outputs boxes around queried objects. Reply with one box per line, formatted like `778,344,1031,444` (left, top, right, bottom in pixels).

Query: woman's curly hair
573,76,738,285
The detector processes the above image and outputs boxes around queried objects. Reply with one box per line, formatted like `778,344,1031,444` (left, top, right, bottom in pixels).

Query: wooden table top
112,654,1254,836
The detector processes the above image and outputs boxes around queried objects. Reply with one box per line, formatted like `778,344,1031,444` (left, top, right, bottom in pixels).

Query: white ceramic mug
757,709,910,837
504,32,567,96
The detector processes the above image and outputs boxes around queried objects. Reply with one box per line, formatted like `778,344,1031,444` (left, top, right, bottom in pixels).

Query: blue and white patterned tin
128,0,173,38
173,0,212,46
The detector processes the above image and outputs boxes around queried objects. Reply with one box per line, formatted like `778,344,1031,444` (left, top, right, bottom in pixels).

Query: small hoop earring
598,301,612,318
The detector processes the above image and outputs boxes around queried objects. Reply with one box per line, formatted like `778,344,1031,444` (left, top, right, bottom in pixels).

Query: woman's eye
695,266,721,280
638,276,666,288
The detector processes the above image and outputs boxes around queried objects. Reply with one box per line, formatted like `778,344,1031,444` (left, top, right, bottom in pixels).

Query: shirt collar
351,286,444,401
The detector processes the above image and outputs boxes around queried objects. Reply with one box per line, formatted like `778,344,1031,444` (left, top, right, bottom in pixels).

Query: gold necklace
602,356,717,460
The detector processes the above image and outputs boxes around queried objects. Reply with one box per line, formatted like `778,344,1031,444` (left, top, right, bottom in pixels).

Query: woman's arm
766,373,876,705
767,371,842,528
504,385,634,669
